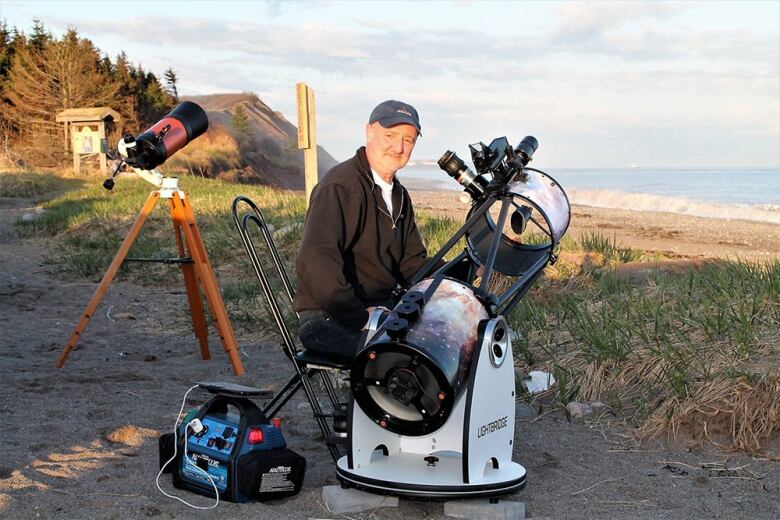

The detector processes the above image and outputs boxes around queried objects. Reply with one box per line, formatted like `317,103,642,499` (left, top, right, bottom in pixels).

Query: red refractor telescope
120,101,209,171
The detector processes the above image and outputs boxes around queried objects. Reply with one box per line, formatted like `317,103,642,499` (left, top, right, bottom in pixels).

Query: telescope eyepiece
438,150,466,176
515,136,538,166
438,150,486,199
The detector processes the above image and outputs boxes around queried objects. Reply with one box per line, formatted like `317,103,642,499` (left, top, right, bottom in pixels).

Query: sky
2,0,779,168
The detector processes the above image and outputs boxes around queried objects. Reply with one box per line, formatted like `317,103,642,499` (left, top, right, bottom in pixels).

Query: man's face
365,122,418,179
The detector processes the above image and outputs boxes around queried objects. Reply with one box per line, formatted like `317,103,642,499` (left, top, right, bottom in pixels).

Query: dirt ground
1,196,778,520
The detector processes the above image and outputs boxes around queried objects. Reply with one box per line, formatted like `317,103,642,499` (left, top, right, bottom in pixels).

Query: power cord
155,385,220,510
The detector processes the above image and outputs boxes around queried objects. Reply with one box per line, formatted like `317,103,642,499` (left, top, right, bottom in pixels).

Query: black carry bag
237,448,307,502
158,432,176,474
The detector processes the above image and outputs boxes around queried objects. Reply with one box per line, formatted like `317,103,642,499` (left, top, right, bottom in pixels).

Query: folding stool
232,196,349,461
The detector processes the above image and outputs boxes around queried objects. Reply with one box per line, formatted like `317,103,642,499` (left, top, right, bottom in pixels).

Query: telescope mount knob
396,303,420,323
385,317,409,341
401,291,425,307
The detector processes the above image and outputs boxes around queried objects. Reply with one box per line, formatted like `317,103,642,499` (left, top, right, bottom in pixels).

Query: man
292,100,434,360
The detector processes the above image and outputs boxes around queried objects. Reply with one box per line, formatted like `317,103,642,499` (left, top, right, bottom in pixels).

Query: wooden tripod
56,181,245,375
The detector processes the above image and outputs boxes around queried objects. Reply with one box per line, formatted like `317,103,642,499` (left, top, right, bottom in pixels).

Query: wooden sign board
74,125,100,154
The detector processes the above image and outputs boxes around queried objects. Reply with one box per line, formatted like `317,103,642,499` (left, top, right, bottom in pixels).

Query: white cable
155,384,220,510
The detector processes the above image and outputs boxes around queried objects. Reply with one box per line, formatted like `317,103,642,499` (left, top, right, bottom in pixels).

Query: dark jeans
298,311,362,359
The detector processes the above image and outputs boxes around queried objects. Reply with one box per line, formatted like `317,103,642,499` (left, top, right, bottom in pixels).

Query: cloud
9,2,776,166
542,1,777,68
548,1,683,45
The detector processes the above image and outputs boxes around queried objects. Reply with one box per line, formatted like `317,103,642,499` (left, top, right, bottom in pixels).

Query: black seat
294,350,352,370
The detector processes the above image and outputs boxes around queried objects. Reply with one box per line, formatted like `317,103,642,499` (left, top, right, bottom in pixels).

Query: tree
163,67,178,101
1,27,118,164
138,73,174,125
0,21,16,84
0,20,176,167
231,103,253,138
28,18,50,51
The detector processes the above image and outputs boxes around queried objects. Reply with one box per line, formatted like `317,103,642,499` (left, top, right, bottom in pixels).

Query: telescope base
336,454,526,501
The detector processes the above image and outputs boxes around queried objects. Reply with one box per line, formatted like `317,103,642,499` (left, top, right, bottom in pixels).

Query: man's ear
365,123,373,144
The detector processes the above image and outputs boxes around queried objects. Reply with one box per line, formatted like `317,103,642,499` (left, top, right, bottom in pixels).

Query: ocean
399,165,780,225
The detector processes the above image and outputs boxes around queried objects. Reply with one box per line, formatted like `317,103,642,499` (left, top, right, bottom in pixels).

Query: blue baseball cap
368,100,422,136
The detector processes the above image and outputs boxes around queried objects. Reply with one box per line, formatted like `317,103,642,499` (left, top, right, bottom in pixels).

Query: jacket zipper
368,176,404,230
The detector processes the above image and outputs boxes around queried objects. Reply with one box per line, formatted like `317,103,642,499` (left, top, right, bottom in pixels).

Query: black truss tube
408,196,496,287
480,197,511,291
496,255,549,315
431,249,468,279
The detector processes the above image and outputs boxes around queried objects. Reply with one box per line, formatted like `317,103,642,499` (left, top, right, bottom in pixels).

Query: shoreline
406,188,780,263
400,176,780,225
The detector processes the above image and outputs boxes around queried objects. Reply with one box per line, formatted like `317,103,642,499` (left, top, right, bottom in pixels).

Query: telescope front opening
352,343,453,436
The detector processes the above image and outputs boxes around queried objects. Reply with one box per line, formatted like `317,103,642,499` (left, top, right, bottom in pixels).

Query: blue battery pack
162,382,305,503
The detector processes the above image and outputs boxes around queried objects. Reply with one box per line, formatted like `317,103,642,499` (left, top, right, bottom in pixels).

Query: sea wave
567,188,780,224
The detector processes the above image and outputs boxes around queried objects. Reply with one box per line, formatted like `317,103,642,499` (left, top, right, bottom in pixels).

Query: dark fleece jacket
292,147,433,329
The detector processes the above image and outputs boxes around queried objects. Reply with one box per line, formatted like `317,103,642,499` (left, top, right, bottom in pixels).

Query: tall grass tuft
515,255,780,453
578,230,644,264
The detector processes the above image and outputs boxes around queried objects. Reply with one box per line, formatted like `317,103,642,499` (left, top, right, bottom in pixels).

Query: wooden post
296,82,318,207
98,120,107,174
71,123,80,174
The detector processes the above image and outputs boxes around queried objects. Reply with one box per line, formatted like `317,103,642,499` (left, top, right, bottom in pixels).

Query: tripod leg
57,191,160,368
170,201,210,360
171,193,245,376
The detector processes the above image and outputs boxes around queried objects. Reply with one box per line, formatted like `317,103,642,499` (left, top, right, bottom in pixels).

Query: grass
0,170,87,199
7,169,779,455
11,172,304,280
577,230,645,264
510,259,780,453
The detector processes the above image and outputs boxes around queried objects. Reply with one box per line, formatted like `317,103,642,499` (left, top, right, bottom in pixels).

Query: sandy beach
1,194,778,520
407,188,780,263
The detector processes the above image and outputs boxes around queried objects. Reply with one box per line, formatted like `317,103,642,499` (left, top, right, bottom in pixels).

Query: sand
407,189,780,263
1,195,778,520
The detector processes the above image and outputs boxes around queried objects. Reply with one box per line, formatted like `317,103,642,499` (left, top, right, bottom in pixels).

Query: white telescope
337,136,571,499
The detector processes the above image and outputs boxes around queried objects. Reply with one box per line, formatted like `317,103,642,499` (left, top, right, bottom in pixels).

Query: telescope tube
123,101,209,170
351,278,489,436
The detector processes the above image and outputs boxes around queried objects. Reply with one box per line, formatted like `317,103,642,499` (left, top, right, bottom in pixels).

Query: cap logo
396,108,412,117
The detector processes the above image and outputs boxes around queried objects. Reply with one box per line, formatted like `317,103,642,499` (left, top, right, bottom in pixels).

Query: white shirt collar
371,169,394,215
371,169,394,190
